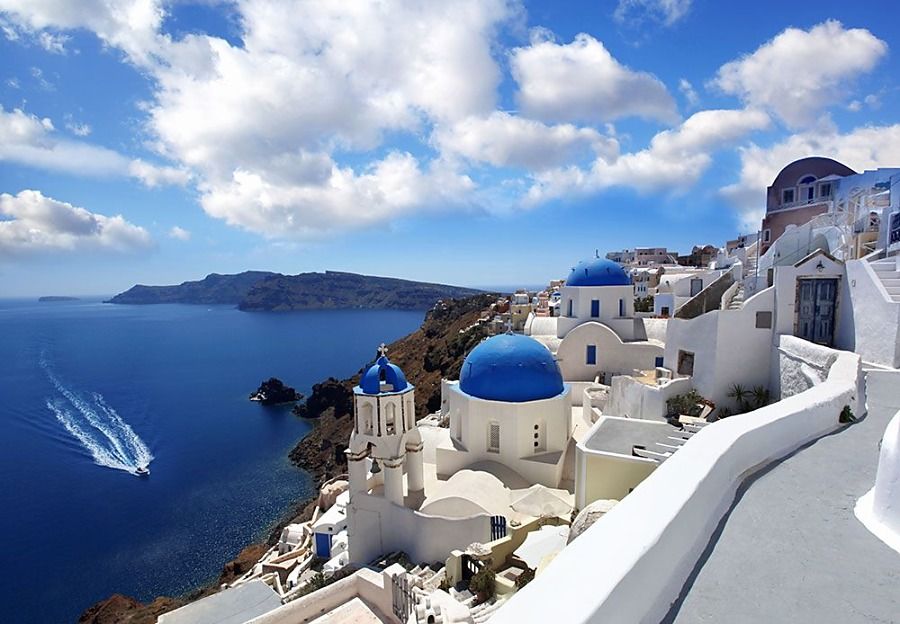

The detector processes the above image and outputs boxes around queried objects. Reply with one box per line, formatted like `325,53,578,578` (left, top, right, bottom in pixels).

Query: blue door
315,532,332,559
586,345,597,365
590,299,600,317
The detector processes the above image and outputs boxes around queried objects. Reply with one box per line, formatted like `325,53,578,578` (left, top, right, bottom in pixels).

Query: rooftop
583,416,685,457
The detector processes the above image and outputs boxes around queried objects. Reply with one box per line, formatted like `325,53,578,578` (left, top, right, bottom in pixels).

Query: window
661,306,670,317
567,299,573,317
690,278,703,297
677,350,695,376
488,422,500,453
819,182,832,198
586,345,597,365
756,311,773,329
782,188,795,204
618,298,625,317
590,299,599,317
534,422,546,452
763,229,771,243
654,356,664,368
799,175,816,185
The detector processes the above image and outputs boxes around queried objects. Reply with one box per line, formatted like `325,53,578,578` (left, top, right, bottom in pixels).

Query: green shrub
469,567,496,603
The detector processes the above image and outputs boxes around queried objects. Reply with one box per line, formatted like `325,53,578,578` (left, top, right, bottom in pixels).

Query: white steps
869,258,900,302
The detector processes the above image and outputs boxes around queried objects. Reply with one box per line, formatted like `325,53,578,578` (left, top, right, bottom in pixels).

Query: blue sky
1,0,899,296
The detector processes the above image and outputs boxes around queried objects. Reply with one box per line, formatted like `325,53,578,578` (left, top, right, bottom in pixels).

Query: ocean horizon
0,299,424,623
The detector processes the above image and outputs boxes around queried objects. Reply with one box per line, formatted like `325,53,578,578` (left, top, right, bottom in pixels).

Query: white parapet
491,337,861,624
855,408,900,553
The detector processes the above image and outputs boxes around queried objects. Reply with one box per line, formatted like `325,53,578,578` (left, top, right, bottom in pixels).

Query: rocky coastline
80,293,496,624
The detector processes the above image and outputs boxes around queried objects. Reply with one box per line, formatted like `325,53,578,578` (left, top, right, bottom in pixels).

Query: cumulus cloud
614,0,692,27
168,225,190,241
510,33,678,125
527,108,770,203
433,112,617,171
722,122,900,229
712,20,887,127
0,106,188,186
0,0,166,66
0,189,153,254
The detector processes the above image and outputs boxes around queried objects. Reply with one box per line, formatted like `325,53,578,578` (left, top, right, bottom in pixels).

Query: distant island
106,270,483,311
38,296,80,302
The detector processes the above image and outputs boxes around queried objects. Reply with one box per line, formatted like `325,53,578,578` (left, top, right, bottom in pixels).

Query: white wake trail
41,358,153,474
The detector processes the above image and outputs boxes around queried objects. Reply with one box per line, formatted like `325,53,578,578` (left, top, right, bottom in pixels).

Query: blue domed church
435,333,573,488
528,255,664,384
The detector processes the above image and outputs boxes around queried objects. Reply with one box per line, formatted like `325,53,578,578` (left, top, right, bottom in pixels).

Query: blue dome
566,258,631,287
460,334,564,403
359,355,409,394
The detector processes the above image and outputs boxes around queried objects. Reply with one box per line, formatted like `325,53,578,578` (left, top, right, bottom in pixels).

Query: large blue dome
459,334,564,403
359,355,409,394
566,258,631,287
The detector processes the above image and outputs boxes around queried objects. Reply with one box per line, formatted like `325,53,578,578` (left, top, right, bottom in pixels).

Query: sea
0,298,424,623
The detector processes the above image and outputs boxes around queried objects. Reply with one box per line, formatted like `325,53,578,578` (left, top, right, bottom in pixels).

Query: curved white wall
557,322,662,383
492,338,861,624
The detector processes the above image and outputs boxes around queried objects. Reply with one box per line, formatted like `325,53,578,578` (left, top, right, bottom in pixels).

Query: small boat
135,465,150,477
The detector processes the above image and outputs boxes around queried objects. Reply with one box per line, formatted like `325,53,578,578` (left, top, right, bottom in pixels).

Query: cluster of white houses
160,156,900,624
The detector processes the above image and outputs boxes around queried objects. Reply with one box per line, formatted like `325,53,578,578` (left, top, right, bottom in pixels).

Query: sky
1,0,899,296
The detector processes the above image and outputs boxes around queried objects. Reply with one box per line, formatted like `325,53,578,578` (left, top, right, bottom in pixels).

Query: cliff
106,271,275,305
106,270,482,311
238,271,482,311
288,293,496,483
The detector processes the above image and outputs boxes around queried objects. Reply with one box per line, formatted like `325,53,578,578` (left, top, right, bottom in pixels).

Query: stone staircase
470,597,506,623
870,257,900,302
725,282,745,310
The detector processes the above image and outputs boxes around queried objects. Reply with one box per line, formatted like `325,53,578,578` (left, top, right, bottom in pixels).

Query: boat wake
41,358,153,476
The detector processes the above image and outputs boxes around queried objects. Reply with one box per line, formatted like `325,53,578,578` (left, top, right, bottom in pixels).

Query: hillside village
152,156,900,624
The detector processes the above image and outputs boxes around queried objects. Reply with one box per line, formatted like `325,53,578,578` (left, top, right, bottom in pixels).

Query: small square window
756,311,772,329
782,188,795,204
677,350,695,376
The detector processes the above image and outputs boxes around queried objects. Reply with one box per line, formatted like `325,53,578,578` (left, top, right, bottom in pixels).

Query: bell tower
347,344,424,507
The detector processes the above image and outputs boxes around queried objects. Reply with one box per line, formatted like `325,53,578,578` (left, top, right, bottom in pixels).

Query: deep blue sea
0,299,424,623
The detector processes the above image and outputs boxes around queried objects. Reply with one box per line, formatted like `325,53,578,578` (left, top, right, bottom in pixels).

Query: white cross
378,342,388,357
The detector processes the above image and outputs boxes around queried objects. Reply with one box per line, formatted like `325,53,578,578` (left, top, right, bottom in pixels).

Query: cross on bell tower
378,343,388,358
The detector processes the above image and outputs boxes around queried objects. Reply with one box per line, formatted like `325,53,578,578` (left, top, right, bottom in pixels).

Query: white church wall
557,322,663,383
640,318,668,343
348,493,492,565
557,285,635,339
440,384,571,487
492,341,862,624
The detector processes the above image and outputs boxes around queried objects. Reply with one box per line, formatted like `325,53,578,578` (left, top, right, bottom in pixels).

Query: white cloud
433,112,617,171
0,189,153,254
37,29,67,53
614,0,692,27
168,225,190,241
510,33,678,125
722,122,900,229
64,118,91,136
712,20,887,127
679,78,699,108
0,106,188,186
527,108,770,203
0,0,166,66
199,152,475,238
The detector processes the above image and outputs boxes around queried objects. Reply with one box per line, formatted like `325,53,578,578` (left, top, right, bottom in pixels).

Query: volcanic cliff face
288,293,496,483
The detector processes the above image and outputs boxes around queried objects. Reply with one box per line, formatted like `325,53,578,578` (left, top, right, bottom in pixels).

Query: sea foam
42,357,153,474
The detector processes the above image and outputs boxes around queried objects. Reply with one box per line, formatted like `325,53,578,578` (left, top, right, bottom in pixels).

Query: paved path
666,379,900,624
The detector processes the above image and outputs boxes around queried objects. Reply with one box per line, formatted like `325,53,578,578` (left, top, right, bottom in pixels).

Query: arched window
385,403,396,435
360,403,374,435
799,175,817,184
